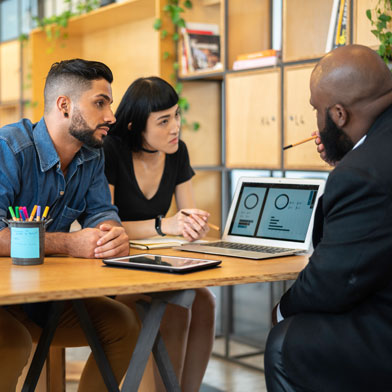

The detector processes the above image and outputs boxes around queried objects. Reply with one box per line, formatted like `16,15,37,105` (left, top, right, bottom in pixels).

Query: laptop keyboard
204,241,293,254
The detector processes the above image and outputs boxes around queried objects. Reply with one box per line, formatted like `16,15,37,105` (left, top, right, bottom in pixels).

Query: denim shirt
0,118,120,232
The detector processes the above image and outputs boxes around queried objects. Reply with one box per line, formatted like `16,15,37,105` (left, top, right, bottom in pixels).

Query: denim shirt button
59,191,64,196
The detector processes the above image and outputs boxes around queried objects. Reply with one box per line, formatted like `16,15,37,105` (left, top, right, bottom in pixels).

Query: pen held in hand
283,135,317,150
181,211,220,231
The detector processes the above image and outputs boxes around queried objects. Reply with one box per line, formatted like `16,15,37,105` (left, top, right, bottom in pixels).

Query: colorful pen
29,205,38,221
8,206,17,221
42,206,50,221
36,205,41,221
22,207,29,221
15,206,20,221
19,207,26,221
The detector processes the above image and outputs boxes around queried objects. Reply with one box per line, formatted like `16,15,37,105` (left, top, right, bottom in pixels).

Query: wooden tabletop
0,249,309,306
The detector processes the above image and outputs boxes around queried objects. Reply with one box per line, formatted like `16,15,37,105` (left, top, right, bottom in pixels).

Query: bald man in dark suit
264,44,392,392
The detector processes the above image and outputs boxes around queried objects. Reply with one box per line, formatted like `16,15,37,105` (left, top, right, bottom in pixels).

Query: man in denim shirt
0,59,139,390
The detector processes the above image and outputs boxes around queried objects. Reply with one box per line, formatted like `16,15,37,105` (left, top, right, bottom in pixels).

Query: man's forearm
45,232,72,255
0,228,11,256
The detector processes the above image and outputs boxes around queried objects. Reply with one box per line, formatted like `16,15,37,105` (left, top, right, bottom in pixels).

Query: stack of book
181,22,222,74
232,49,280,71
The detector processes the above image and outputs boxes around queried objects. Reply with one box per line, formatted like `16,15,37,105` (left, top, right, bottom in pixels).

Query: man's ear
127,122,132,130
57,96,70,118
329,103,348,127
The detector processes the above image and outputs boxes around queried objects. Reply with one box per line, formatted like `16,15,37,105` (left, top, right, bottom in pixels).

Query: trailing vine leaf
153,18,162,30
366,0,392,65
192,122,200,131
153,0,200,130
175,82,183,95
30,0,100,53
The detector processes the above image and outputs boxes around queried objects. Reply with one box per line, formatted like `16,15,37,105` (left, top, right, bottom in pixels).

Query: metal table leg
72,299,120,392
22,301,65,392
121,289,196,392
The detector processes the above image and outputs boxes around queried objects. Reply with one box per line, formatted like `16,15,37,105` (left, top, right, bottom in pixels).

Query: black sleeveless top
103,136,195,220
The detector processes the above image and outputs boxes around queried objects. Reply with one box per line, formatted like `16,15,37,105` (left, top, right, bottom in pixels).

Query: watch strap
155,214,166,236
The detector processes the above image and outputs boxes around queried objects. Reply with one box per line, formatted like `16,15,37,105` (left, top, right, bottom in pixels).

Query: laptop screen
228,182,320,243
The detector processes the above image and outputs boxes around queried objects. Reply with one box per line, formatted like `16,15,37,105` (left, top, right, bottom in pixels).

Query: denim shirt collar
33,117,101,173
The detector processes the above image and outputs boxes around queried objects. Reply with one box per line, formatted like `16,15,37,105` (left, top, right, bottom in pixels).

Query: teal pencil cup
3,219,50,265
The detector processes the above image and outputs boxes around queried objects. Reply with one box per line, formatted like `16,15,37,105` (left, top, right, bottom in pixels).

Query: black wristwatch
155,214,166,236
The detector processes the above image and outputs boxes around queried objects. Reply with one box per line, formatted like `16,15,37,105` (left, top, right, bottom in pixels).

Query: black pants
264,318,306,392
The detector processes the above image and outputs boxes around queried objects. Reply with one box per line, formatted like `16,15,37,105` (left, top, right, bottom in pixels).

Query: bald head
311,44,392,107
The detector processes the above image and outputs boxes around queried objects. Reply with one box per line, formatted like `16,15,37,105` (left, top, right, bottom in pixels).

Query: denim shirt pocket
56,202,86,232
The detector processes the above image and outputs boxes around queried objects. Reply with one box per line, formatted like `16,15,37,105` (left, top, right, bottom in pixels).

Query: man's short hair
44,58,113,113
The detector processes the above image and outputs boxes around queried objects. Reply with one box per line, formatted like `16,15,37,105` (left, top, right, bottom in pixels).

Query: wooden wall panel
193,170,221,238
82,18,160,111
0,41,21,102
226,69,281,168
227,0,270,70
283,0,334,61
283,64,330,170
181,81,221,166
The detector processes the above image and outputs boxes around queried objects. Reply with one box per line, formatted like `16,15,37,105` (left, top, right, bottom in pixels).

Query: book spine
181,27,194,73
333,0,347,47
233,56,278,70
325,0,340,52
186,29,214,35
185,22,219,35
236,49,279,61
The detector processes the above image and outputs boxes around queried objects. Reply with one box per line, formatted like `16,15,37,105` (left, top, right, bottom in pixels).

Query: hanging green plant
366,0,392,65
33,0,100,53
154,0,200,131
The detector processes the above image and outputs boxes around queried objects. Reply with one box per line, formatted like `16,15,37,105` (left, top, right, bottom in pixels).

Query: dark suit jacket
279,104,392,392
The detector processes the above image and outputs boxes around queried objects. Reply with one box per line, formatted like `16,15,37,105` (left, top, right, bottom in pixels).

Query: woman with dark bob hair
104,76,215,391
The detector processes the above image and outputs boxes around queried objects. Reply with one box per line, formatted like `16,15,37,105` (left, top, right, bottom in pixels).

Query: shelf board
179,70,224,81
0,101,20,109
30,0,156,37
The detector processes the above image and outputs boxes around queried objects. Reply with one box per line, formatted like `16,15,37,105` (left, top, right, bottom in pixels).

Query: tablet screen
102,254,221,273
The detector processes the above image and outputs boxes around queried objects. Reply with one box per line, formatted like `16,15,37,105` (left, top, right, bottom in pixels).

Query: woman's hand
162,209,210,241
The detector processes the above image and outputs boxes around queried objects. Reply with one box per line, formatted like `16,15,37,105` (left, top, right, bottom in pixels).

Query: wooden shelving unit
177,0,380,203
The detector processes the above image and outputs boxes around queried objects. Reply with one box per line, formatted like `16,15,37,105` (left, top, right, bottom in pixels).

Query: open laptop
177,177,325,259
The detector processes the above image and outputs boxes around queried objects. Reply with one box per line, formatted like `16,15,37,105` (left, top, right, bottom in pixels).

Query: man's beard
319,109,354,164
69,108,108,149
